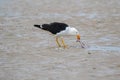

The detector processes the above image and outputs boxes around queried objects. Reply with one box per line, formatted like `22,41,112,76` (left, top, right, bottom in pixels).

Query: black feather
34,24,41,28
34,22,69,34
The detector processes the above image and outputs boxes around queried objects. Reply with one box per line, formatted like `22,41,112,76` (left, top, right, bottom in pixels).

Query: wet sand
0,0,120,80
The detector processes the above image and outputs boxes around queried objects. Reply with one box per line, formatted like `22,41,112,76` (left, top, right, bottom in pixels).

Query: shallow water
0,0,120,80
88,46,120,52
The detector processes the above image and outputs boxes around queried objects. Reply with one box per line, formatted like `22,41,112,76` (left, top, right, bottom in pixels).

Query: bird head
69,27,80,42
66,27,81,42
72,28,80,42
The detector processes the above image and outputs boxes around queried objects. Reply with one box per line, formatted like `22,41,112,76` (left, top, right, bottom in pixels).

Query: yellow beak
76,34,80,42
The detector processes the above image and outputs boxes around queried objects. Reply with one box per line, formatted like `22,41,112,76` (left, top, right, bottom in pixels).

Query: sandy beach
0,0,120,80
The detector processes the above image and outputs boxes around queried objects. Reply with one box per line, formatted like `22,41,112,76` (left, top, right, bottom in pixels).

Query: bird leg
61,37,67,48
56,37,61,47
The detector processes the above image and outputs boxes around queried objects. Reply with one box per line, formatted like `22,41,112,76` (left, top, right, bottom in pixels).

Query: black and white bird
34,22,81,48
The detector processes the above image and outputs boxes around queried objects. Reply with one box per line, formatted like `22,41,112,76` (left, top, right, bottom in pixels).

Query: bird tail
34,24,42,28
34,24,50,31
